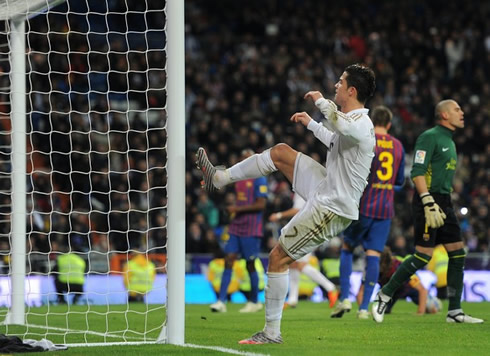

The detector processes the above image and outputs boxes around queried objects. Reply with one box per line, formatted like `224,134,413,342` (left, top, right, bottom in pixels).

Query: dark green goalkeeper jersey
410,125,457,194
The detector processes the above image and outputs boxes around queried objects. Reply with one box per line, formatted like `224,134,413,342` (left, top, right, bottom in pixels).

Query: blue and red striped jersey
360,133,405,219
228,177,268,237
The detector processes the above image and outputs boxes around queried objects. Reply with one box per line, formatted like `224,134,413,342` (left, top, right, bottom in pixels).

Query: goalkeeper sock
447,249,466,311
381,252,431,297
339,249,353,301
360,255,380,311
218,268,232,302
264,272,288,338
228,149,277,182
301,264,336,292
287,268,300,305
249,270,259,303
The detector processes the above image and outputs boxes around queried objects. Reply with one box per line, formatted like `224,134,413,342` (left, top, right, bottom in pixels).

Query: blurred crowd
185,0,489,255
0,0,488,273
0,1,167,271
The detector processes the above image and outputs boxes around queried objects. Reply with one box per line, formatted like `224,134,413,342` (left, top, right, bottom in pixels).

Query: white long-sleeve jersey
306,98,375,220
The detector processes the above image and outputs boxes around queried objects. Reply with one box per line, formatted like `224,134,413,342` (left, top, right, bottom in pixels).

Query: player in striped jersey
197,64,376,344
210,149,268,313
332,105,405,319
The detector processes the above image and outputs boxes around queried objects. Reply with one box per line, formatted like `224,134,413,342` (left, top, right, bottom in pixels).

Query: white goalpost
0,0,185,347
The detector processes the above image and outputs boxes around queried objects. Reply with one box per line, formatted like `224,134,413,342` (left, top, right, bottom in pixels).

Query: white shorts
279,153,352,260
296,252,312,263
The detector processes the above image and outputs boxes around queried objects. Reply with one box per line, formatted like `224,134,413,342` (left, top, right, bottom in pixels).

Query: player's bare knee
271,143,295,166
415,246,434,258
366,249,381,257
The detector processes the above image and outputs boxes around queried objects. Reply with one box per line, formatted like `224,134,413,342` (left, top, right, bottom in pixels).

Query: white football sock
228,149,277,183
263,271,288,338
212,169,231,189
287,268,300,305
301,264,336,292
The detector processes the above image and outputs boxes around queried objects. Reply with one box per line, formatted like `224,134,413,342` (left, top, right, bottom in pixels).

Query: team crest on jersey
414,150,426,164
423,232,430,241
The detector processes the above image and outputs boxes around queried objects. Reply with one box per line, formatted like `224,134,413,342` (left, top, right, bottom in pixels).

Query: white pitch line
185,343,270,356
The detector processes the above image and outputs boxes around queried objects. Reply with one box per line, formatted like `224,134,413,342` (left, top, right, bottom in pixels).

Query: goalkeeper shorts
412,192,461,247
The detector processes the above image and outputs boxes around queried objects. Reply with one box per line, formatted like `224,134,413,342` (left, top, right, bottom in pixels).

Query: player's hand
421,193,446,228
290,112,312,127
269,212,283,222
304,91,324,102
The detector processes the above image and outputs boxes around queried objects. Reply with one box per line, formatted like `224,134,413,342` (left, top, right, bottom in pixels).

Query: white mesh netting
0,0,168,345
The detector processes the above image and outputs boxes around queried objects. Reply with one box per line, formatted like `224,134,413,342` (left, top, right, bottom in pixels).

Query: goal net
0,0,184,346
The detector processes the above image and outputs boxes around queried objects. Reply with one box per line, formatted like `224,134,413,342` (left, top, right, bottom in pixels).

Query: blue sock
218,269,232,302
339,249,353,301
360,255,380,310
249,271,259,303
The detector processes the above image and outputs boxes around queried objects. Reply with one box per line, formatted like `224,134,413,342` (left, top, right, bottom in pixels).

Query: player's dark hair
345,64,376,104
379,246,393,275
371,105,393,127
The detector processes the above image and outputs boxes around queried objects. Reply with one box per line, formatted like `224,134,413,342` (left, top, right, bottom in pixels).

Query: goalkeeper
372,99,483,324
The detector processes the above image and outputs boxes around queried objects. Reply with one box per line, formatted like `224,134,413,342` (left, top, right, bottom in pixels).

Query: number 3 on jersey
376,151,393,181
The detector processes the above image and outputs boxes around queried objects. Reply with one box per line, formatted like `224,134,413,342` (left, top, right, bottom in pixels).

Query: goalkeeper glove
420,193,447,229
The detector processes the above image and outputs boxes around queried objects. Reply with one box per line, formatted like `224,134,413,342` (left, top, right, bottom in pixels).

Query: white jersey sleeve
306,120,334,147
314,98,369,143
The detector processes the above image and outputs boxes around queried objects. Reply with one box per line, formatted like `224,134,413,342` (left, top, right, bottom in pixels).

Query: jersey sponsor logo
259,185,268,193
442,147,449,152
414,150,426,164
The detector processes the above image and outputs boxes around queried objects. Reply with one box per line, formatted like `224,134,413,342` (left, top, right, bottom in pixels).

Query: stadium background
0,0,487,303
185,0,489,263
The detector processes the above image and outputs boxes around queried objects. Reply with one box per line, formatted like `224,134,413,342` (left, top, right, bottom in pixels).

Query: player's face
334,72,349,106
445,101,464,130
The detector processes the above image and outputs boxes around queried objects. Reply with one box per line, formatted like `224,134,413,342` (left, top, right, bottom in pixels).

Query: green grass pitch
1,301,489,355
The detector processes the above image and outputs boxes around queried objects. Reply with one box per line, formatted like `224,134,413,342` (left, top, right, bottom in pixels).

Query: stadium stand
185,0,489,257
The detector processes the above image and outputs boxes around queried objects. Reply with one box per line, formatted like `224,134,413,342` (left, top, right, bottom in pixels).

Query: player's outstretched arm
290,111,312,127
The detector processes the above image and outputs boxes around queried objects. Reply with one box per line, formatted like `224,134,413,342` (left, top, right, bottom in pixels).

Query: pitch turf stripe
288,211,335,255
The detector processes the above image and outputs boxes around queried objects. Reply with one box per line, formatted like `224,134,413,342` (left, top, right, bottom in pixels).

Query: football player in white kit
197,64,376,344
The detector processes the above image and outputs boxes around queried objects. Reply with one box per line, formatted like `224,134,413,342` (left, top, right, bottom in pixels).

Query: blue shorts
342,216,391,253
224,234,261,261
